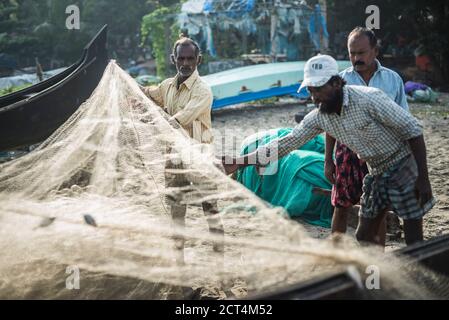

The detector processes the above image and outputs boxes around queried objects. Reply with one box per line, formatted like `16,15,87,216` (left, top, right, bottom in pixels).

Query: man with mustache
326,27,409,244
142,35,223,264
222,54,434,246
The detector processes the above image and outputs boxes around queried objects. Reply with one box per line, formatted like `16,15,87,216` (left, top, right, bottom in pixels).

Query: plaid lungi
360,155,436,220
331,142,369,208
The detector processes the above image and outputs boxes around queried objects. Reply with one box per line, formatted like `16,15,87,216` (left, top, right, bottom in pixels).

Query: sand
1,91,448,299
212,93,449,250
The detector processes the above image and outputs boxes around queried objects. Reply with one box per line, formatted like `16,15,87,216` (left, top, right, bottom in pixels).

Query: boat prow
0,25,109,151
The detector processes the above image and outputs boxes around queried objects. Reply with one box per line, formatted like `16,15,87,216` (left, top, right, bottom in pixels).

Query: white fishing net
0,61,448,299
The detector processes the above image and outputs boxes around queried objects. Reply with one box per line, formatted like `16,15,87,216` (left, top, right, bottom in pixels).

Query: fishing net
0,61,448,299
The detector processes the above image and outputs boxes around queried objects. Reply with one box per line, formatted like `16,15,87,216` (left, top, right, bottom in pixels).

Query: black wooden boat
250,234,449,299
0,25,108,151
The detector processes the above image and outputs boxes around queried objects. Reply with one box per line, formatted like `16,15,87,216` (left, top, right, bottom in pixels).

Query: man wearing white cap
326,27,409,243
222,54,435,246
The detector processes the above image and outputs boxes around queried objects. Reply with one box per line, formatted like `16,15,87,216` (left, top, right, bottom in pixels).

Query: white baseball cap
298,54,339,92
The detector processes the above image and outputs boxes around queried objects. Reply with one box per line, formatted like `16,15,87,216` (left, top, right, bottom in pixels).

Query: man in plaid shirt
222,54,435,246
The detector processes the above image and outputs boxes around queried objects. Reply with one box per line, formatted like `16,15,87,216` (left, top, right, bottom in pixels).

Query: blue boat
203,60,352,109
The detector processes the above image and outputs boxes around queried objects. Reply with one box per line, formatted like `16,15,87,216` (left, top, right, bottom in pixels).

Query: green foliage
0,0,153,68
0,0,19,30
1,0,448,86
141,7,170,78
82,0,153,61
141,4,180,78
0,84,31,97
327,0,449,83
0,0,23,54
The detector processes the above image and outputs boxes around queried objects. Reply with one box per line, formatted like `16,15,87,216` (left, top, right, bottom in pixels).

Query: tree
141,1,180,78
0,0,19,32
83,0,153,63
0,0,42,68
1,0,157,69
327,0,449,85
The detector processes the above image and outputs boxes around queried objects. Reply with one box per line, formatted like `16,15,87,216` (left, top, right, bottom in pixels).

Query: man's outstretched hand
415,175,433,208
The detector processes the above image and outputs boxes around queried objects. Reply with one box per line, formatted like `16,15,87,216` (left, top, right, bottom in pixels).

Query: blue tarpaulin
308,4,329,51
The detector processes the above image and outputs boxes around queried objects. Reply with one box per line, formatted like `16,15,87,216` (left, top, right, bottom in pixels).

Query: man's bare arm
408,135,433,206
325,133,336,163
324,133,336,184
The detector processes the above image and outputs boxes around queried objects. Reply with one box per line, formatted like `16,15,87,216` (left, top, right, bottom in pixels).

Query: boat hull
0,26,108,151
203,61,352,109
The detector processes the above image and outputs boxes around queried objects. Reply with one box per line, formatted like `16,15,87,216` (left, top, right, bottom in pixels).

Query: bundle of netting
0,61,448,299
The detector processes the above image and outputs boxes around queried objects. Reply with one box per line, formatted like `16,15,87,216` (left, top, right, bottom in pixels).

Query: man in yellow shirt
142,36,223,264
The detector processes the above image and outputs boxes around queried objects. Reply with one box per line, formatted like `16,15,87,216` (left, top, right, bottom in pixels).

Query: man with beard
222,54,435,246
142,35,223,264
325,27,409,243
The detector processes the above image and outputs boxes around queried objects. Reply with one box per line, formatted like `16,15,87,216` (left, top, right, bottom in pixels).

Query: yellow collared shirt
143,70,213,144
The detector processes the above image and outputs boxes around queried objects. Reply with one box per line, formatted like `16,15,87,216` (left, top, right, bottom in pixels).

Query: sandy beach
212,93,449,250
1,87,448,300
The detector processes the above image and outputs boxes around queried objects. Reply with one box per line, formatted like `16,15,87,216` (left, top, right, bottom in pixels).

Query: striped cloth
359,155,436,220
